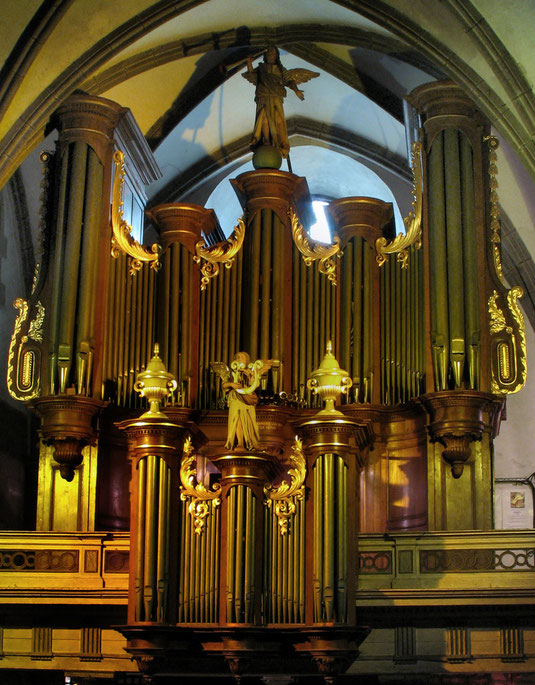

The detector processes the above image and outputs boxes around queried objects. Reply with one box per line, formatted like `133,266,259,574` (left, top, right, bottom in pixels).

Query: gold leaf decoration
27,301,45,343
193,217,246,291
375,140,423,268
7,298,42,401
488,290,511,336
111,150,161,275
264,437,306,535
506,286,527,393
290,209,342,286
179,437,221,535
484,135,505,284
488,287,527,395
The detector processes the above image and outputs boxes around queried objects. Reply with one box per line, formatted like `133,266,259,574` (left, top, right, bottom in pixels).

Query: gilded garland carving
264,437,306,535
179,437,221,535
193,216,246,291
484,135,505,284
28,301,45,342
488,291,511,336
290,208,342,285
111,150,161,274
375,140,423,268
483,138,527,395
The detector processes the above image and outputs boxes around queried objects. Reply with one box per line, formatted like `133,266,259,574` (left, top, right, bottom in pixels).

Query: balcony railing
357,530,535,605
1,530,534,606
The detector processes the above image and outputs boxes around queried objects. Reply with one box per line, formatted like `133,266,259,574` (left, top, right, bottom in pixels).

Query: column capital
408,80,488,144
52,92,126,162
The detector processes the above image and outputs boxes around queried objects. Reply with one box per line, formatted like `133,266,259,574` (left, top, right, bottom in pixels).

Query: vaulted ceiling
2,0,535,322
2,0,535,193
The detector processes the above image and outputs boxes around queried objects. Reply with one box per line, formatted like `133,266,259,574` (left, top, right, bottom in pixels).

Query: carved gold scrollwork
111,150,161,275
179,437,221,535
488,288,527,394
290,208,342,286
484,135,505,284
193,217,246,291
375,140,423,268
7,298,43,401
264,437,306,535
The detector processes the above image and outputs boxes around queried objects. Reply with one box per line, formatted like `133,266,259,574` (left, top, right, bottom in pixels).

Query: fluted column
231,169,312,393
297,414,372,680
409,81,513,528
117,409,191,625
211,448,277,626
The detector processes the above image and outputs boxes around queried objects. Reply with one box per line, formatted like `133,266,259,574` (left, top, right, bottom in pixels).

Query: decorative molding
7,297,43,401
447,627,471,663
104,550,129,573
111,150,161,274
193,216,245,291
394,626,416,664
484,135,504,283
501,627,525,663
31,627,52,660
180,437,221,535
358,551,393,574
290,209,342,285
0,549,79,571
80,627,102,662
488,287,527,394
375,140,423,268
264,437,306,535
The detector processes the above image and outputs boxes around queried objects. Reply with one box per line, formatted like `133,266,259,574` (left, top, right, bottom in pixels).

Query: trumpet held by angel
242,46,319,158
211,352,275,451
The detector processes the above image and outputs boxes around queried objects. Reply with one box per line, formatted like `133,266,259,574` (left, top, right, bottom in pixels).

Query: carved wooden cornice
231,169,312,230
31,395,106,481
328,196,393,248
53,92,126,164
419,390,503,478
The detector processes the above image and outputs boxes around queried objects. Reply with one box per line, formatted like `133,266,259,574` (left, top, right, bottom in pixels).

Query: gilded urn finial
134,343,178,417
307,341,352,415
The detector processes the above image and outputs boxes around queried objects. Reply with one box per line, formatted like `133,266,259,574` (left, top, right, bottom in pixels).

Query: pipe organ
6,81,527,682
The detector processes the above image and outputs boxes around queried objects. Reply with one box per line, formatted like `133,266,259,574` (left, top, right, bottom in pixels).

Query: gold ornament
133,344,177,417
264,437,306,535
375,140,423,268
180,437,221,535
307,341,352,415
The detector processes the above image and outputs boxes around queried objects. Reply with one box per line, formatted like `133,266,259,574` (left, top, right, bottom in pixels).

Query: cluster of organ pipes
101,225,423,411
5,82,530,681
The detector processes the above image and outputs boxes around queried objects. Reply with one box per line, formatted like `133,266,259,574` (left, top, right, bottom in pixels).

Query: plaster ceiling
2,0,535,273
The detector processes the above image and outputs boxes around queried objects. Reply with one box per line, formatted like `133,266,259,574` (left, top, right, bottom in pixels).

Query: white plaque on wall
494,481,534,529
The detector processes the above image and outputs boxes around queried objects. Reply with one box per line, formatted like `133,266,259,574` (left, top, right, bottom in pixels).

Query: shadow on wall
0,400,37,529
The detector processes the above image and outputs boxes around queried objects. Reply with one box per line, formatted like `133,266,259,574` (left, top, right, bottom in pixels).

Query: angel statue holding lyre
211,352,274,451
242,46,319,159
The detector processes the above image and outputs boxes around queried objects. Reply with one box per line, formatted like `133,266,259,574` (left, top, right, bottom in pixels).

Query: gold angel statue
242,46,319,158
211,352,274,451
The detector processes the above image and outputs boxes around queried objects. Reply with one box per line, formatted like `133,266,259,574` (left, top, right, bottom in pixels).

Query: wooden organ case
6,82,527,682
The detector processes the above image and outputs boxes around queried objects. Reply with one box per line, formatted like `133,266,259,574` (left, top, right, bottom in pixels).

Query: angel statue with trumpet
242,46,319,159
211,352,274,451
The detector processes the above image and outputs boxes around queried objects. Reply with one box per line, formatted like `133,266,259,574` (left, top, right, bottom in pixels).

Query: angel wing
283,68,320,86
210,361,231,383
255,359,278,377
242,70,257,85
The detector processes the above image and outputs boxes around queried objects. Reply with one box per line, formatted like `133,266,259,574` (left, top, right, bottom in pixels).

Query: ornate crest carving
7,298,44,401
179,437,221,535
193,217,246,291
264,437,306,534
375,140,423,268
488,288,527,394
290,208,342,285
111,150,161,274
